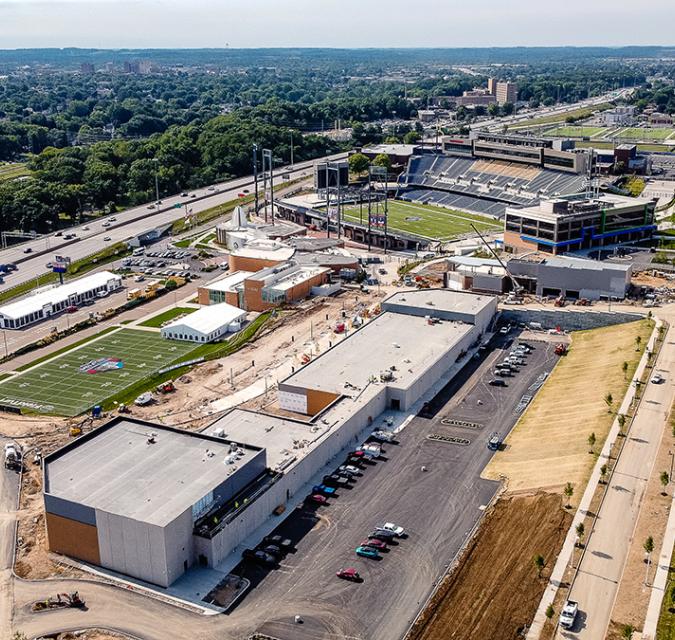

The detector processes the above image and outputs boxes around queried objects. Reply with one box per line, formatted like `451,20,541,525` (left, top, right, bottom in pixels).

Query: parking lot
225,332,559,640
121,247,201,280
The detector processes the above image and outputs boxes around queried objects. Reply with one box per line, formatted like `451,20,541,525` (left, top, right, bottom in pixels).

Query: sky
0,0,673,49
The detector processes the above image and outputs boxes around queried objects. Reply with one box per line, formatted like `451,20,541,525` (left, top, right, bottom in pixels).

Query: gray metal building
508,255,632,300
44,419,266,587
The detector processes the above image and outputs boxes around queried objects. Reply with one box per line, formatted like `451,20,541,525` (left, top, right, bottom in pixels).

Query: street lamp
152,158,161,204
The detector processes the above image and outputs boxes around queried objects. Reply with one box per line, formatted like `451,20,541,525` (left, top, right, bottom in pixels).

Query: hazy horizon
1,0,674,50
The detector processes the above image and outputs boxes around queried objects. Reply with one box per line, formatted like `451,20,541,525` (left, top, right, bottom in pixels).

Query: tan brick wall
46,512,101,565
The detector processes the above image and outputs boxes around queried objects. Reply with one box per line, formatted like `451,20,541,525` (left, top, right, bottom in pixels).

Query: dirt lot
483,320,653,500
36,631,131,640
408,493,571,640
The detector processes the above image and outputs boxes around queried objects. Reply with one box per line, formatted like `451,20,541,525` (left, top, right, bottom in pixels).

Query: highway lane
0,152,346,295
0,443,19,639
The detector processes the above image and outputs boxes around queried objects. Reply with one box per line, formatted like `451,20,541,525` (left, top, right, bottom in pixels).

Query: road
0,153,345,294
0,449,19,639
557,321,675,639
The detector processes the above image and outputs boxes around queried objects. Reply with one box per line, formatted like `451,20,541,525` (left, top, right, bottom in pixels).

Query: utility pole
153,158,160,203
367,169,372,251
290,131,294,169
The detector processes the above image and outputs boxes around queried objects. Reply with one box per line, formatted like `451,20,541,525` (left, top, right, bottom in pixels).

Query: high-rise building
496,82,518,105
123,61,140,74
487,78,497,96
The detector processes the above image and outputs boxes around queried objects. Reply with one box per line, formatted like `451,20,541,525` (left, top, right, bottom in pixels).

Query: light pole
153,158,160,203
290,131,294,169
252,145,259,214
670,450,674,484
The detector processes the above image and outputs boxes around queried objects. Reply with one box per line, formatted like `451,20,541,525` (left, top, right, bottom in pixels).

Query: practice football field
613,127,675,141
544,125,607,138
0,329,196,416
340,200,501,241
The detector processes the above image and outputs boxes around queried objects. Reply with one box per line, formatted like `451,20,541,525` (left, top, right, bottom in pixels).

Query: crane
469,223,524,297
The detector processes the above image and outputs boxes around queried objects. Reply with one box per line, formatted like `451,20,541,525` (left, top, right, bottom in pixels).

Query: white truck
559,600,578,629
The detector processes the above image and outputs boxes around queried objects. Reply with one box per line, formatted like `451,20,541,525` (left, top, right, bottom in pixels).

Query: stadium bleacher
400,154,586,219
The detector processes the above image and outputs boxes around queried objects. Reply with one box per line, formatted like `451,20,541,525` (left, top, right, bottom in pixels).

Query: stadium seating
400,153,586,218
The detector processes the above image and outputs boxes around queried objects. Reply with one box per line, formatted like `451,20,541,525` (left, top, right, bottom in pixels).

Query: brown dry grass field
408,493,571,640
483,320,653,500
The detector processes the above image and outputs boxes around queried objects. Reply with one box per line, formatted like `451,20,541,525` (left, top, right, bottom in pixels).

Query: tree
644,535,654,557
635,335,642,351
563,482,574,508
372,153,391,171
348,152,370,176
545,604,555,620
534,554,545,578
588,432,596,454
661,471,670,495
622,361,628,378
670,584,675,612
502,102,515,116
575,522,585,546
600,463,608,484
165,278,178,291
621,624,634,640
604,392,614,413
403,131,421,144
617,413,626,436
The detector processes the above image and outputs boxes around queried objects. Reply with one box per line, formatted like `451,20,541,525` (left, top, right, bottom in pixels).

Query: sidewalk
526,321,661,639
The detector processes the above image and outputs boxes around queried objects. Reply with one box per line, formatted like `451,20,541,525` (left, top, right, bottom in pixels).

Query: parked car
312,484,336,496
307,494,327,505
369,529,396,541
651,373,664,384
361,538,387,550
261,544,283,558
263,535,293,550
355,546,380,559
242,549,276,566
65,305,78,314
338,465,361,476
336,567,361,581
381,522,405,537
488,379,507,387
370,430,395,443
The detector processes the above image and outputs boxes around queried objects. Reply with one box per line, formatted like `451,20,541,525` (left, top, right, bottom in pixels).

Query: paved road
0,153,345,294
0,447,19,639
557,322,675,639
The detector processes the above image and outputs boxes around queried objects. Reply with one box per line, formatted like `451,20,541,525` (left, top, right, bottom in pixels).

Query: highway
0,447,19,639
0,152,346,296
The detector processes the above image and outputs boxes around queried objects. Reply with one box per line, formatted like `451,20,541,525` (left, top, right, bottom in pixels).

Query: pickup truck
559,600,578,629
370,430,395,443
312,484,336,496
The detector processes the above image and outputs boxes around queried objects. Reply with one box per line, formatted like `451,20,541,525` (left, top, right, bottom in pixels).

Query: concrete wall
381,295,497,329
500,308,645,331
96,510,175,588
46,512,101,565
163,508,194,586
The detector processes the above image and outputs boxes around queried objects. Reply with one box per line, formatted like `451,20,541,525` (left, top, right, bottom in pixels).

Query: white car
103,236,111,241
559,600,578,629
651,373,664,384
381,522,405,537
338,465,360,476
371,430,395,443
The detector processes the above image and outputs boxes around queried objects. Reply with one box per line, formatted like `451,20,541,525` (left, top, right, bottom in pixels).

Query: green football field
613,127,675,141
544,125,607,138
0,329,196,416
340,200,501,241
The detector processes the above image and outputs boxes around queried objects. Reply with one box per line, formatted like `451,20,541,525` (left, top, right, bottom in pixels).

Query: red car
362,538,386,550
336,568,361,581
65,305,78,314
307,494,327,505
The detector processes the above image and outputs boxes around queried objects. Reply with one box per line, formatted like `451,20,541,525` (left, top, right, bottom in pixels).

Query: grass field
0,162,32,182
340,200,501,240
483,320,653,499
574,140,674,152
507,102,613,131
544,125,606,138
614,127,675,141
0,328,196,416
139,307,197,328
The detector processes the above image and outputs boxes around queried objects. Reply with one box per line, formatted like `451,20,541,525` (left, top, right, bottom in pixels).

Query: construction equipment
555,343,568,356
32,592,85,612
156,380,176,394
470,223,524,298
4,442,21,470
554,294,566,307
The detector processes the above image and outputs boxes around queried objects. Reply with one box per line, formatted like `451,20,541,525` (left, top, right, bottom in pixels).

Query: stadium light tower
252,144,259,215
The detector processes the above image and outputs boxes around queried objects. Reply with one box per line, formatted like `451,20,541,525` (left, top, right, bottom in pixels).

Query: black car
264,534,293,549
369,529,396,541
489,378,507,387
242,548,276,566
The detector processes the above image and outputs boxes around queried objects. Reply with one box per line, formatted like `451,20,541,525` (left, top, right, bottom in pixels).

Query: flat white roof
204,270,252,293
282,311,473,395
267,265,329,292
384,289,495,317
0,271,121,321
162,303,246,336
231,242,295,262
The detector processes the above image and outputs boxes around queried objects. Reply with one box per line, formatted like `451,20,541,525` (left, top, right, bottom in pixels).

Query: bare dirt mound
409,493,571,640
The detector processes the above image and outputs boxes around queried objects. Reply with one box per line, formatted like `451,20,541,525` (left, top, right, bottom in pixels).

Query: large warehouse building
44,289,497,585
43,419,266,587
0,271,122,329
